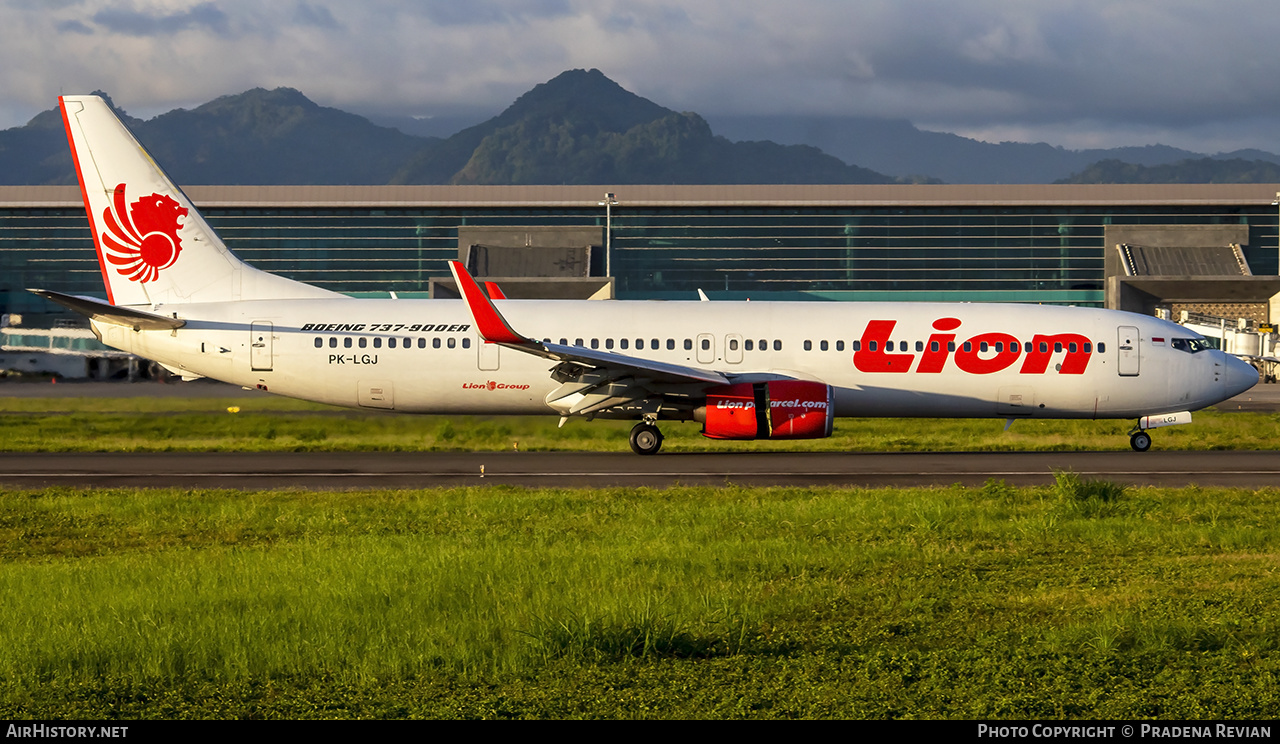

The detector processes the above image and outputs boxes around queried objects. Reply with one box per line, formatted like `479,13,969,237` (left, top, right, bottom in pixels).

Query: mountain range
708,115,1280,184
2,68,1277,186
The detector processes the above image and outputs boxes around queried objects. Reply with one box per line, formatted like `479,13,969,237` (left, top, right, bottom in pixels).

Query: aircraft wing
27,288,186,331
448,261,730,389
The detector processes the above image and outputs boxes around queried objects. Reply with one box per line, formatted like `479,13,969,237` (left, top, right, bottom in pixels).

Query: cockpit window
1170,338,1212,353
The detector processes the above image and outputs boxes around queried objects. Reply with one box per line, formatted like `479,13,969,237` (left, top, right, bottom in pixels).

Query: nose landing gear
1127,411,1192,452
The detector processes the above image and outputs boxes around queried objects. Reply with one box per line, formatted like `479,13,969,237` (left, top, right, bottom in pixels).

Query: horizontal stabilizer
27,288,185,331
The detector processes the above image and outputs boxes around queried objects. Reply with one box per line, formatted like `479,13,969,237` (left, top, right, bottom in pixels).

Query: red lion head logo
100,183,189,283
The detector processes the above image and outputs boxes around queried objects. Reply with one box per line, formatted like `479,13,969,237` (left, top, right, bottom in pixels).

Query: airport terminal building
3,182,1280,339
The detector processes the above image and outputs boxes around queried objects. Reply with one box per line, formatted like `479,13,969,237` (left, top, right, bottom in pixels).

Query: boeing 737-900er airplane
34,95,1259,454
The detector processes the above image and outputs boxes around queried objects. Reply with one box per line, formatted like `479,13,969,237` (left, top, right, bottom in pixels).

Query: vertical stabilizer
59,95,338,306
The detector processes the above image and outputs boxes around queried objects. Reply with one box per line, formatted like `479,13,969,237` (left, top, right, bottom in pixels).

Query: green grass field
2,395,1278,452
2,478,1278,719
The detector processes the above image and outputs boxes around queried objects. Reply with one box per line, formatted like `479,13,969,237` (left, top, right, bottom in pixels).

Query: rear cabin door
250,321,273,371
478,336,499,371
1118,326,1140,376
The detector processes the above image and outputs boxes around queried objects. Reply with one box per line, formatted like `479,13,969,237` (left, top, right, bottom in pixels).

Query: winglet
483,281,507,300
449,261,527,344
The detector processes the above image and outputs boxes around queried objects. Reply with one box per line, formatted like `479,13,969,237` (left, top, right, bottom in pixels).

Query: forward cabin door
1118,326,1140,377
250,321,273,371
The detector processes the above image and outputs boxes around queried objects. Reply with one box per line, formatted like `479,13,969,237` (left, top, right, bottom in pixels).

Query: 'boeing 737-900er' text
34,95,1259,454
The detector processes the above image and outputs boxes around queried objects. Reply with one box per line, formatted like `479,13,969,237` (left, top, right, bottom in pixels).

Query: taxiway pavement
1,450,1277,490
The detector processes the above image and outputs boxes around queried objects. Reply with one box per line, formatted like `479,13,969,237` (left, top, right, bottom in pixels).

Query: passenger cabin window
773,340,782,351
804,340,812,351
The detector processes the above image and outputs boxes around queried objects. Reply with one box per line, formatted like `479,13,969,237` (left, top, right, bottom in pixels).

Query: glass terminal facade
3,194,1277,318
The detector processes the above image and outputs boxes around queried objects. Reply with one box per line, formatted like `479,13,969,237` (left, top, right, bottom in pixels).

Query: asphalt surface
0,379,271,398
1,450,1277,490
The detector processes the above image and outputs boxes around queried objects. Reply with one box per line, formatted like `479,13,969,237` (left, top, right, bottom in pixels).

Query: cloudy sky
3,0,1280,153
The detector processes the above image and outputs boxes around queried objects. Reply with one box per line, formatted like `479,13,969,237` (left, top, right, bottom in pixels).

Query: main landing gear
629,422,664,455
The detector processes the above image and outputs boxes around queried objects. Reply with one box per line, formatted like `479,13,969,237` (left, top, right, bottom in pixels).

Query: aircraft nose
1223,353,1260,398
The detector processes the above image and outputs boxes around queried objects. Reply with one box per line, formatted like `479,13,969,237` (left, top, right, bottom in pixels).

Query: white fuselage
94,297,1249,421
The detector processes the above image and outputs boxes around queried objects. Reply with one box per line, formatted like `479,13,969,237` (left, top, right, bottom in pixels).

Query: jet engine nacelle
699,380,835,440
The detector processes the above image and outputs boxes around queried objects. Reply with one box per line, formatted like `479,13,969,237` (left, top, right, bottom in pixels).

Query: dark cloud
411,0,573,27
92,2,232,37
7,1,1280,153
55,19,93,35
294,2,339,29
